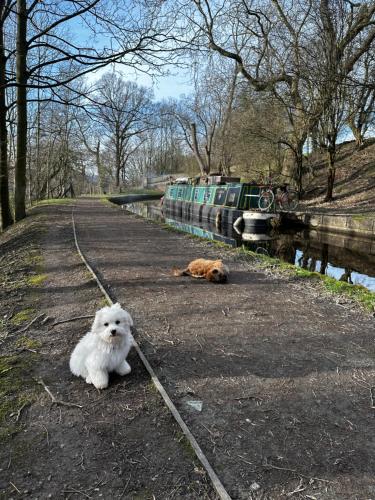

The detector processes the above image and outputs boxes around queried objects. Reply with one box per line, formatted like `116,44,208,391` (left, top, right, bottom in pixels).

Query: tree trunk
293,143,305,196
190,122,209,175
348,122,364,148
115,128,121,188
324,148,336,202
319,244,329,275
14,0,27,221
95,140,106,193
0,2,13,230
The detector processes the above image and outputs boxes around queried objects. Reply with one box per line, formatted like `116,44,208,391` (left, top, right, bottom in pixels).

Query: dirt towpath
1,197,375,500
0,204,216,500
72,199,375,500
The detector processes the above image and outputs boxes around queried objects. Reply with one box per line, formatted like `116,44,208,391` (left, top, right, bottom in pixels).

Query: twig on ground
370,387,375,408
37,379,83,408
163,317,171,335
237,454,255,467
200,423,216,436
50,314,94,328
41,315,51,325
217,348,242,358
13,313,45,335
195,335,203,350
17,347,38,354
13,401,30,422
286,478,306,496
63,488,92,499
9,481,21,494
234,394,260,401
262,460,333,483
40,423,50,448
74,452,85,470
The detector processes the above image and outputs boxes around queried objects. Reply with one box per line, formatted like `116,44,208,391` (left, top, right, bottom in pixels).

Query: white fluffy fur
70,303,134,389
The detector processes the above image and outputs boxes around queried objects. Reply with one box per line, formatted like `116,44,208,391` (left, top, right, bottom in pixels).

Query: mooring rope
71,207,232,500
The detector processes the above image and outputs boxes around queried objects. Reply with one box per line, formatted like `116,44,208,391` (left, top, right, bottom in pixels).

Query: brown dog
173,258,229,283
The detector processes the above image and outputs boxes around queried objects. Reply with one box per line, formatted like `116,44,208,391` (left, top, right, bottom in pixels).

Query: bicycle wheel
258,190,274,211
280,190,299,210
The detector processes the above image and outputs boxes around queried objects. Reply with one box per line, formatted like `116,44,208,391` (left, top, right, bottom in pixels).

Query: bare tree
346,53,375,148
186,0,375,194
94,72,154,188
4,0,181,223
0,0,13,229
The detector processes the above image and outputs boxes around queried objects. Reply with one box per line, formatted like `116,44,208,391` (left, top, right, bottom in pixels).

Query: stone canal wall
283,211,375,239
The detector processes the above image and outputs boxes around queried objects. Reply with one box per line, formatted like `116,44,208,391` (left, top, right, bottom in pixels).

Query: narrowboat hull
164,181,279,232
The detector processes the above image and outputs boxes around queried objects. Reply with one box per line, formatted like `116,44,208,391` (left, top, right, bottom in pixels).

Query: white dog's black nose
110,329,117,336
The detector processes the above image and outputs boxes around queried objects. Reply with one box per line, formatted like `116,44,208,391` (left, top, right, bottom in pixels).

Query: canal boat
163,175,279,232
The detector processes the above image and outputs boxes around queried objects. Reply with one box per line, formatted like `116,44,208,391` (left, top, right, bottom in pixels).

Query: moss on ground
10,308,36,326
27,273,48,286
0,354,39,440
26,252,43,267
15,336,42,350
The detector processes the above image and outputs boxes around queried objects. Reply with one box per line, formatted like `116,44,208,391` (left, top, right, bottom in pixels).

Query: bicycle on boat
258,184,299,212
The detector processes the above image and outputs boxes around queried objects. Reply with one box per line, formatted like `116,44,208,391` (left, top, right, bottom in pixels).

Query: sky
69,4,194,101
85,64,193,101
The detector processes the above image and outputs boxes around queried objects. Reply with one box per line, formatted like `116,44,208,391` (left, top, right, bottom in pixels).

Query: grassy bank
238,247,375,312
134,211,375,313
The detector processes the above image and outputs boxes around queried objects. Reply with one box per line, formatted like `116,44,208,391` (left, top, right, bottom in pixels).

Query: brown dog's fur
172,258,229,283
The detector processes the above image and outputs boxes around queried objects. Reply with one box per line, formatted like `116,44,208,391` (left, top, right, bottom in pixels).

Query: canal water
121,200,375,292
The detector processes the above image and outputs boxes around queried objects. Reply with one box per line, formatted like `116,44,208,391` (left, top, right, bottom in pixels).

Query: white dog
70,303,134,389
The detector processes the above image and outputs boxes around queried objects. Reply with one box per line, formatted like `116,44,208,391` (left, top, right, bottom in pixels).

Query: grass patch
26,252,43,267
239,247,374,310
98,297,111,308
27,273,48,286
11,308,36,326
294,269,375,311
0,354,39,440
35,198,75,206
240,248,375,311
176,431,197,459
15,336,42,350
351,213,375,222
100,197,117,208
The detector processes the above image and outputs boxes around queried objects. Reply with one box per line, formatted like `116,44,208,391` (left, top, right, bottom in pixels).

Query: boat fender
233,216,244,232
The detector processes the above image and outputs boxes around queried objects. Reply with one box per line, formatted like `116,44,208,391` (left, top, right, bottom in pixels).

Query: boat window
177,188,183,199
214,187,227,205
193,188,200,201
226,187,241,207
204,188,211,203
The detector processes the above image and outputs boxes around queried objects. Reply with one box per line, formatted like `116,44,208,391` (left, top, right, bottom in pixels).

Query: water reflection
123,201,375,292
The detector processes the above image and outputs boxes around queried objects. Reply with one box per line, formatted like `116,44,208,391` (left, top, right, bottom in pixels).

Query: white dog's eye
115,320,120,325
104,322,109,327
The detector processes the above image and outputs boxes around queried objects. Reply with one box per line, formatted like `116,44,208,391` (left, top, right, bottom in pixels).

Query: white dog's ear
112,303,122,310
91,308,103,332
